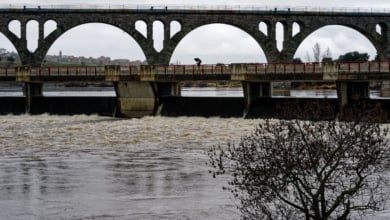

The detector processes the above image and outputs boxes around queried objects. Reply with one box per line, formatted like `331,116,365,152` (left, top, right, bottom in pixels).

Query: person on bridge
194,58,202,67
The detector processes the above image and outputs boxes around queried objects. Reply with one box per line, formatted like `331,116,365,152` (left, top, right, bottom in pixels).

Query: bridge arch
169,23,267,64
8,20,21,39
294,25,377,62
0,32,20,66
45,22,146,64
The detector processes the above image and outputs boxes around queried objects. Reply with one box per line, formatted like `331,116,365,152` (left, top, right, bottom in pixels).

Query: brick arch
0,22,25,64
0,30,21,63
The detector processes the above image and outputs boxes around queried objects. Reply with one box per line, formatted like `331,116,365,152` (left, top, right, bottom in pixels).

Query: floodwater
0,115,262,219
1,87,390,219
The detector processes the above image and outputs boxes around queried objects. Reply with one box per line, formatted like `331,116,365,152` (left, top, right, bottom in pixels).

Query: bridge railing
2,4,390,14
339,61,390,73
0,67,15,76
245,63,324,74
119,66,140,75
154,64,231,75
30,66,106,76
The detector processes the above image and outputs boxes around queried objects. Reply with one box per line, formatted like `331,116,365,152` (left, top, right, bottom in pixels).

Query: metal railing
2,61,390,78
0,67,15,76
154,64,229,75
0,4,389,14
245,63,324,74
339,62,390,73
30,66,105,76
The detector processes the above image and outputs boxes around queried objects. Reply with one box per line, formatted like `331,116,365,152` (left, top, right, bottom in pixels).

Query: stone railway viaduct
1,7,390,117
0,7,390,66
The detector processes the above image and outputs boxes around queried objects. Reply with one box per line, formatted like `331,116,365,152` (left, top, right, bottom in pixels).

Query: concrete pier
336,81,370,107
242,82,271,110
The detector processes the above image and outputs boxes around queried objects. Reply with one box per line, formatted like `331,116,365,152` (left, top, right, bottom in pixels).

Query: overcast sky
1,0,389,64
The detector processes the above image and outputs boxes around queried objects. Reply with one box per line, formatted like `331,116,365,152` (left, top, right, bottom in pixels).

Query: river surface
0,115,262,220
1,87,390,219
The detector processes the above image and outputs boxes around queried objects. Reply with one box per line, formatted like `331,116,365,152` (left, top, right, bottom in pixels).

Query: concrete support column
23,83,43,112
16,66,43,112
336,81,369,107
156,82,181,97
114,81,157,118
105,65,156,117
242,81,272,110
380,81,390,97
154,82,181,115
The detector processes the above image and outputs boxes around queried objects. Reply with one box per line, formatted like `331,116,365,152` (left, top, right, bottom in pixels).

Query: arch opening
26,20,39,52
0,32,22,95
294,25,377,62
292,22,300,37
259,21,268,36
276,22,284,52
135,20,147,38
46,23,146,65
170,20,181,39
170,23,267,64
376,24,383,35
8,20,21,38
0,32,20,67
44,20,57,38
153,21,164,52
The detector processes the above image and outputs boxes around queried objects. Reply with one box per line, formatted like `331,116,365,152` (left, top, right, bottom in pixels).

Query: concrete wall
114,81,157,117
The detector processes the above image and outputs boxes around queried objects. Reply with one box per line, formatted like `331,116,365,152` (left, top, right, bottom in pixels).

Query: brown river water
0,115,262,219
0,114,389,219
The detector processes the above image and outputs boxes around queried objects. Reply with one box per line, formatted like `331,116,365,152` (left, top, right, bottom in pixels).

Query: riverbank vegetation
208,102,390,219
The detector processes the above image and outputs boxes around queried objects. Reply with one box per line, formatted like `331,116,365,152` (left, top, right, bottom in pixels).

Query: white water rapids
0,114,389,219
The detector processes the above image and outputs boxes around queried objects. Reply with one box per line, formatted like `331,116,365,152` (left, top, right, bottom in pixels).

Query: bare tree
313,42,321,62
302,43,333,62
208,103,390,220
323,47,332,59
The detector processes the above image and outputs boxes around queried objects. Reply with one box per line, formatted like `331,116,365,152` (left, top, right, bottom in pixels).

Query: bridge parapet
231,63,326,81
16,66,31,82
105,65,120,81
152,64,230,75
4,61,390,83
338,61,390,73
0,67,15,79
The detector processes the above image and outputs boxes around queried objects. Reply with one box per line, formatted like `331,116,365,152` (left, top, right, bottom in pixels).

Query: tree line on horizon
0,44,374,67
293,42,371,63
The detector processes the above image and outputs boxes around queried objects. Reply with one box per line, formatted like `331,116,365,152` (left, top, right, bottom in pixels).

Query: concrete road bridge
0,6,390,65
1,61,389,117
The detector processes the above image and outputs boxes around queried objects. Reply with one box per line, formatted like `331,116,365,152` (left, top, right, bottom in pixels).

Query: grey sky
0,0,389,64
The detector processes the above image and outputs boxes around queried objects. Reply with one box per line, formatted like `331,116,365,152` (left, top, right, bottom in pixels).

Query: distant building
43,51,145,66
